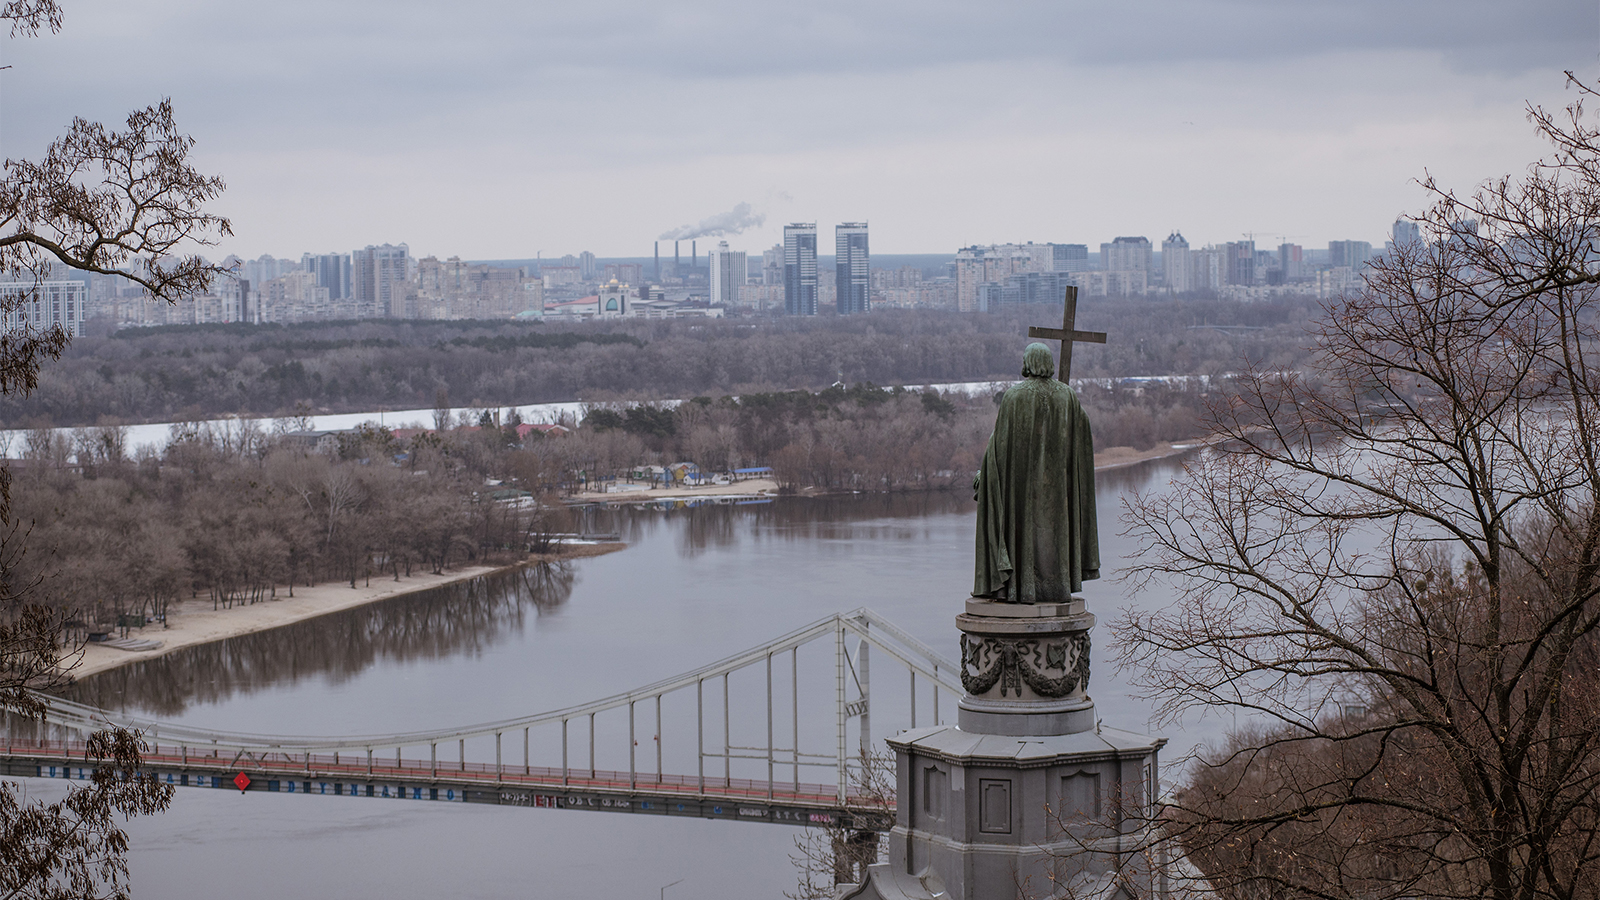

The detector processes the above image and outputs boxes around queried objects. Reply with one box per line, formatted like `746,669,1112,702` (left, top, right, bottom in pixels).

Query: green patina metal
972,342,1100,603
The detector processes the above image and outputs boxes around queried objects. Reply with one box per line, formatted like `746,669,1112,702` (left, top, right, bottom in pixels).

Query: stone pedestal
841,600,1166,900
956,598,1096,737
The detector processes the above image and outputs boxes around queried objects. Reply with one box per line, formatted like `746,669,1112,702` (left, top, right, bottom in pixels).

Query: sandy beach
71,544,625,679
567,477,781,504
1093,440,1207,471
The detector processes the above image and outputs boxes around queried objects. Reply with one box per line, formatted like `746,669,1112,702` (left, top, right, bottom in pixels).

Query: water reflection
573,491,978,558
64,562,574,717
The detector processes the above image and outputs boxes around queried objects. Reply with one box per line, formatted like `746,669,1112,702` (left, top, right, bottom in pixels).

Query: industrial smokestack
674,240,680,273
654,241,660,281
692,240,697,271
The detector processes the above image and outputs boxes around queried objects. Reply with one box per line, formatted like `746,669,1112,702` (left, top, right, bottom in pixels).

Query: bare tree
1118,77,1600,900
787,750,894,900
0,0,222,892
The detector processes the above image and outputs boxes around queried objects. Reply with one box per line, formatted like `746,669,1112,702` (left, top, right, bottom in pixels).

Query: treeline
551,379,1211,492
7,423,572,633
8,299,1319,427
4,376,1209,630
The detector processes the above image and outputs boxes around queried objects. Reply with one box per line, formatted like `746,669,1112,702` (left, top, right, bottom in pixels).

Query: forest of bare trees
3,297,1318,427
8,421,569,635
6,369,1210,636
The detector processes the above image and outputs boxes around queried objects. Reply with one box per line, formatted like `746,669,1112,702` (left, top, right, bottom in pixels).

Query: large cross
1027,285,1106,381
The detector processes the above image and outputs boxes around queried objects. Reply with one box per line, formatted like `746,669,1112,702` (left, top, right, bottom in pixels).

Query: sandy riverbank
567,477,780,504
1093,439,1208,471
71,543,625,679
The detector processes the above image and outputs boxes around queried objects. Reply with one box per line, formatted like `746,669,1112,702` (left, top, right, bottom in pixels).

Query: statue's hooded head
1022,342,1055,379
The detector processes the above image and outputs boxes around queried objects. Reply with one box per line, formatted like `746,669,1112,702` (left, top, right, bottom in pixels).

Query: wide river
36,455,1218,899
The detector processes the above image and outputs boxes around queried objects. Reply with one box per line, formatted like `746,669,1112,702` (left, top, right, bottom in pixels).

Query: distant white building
351,243,411,318
707,241,746,307
1101,236,1152,275
1189,245,1227,292
598,279,630,317
1161,232,1190,293
0,280,86,337
1070,269,1147,297
1392,219,1422,247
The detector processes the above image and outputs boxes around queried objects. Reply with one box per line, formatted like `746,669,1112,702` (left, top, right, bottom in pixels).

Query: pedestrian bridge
1,609,961,832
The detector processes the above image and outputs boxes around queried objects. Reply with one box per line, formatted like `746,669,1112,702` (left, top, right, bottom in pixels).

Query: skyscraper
1329,240,1373,270
1161,232,1190,293
351,243,411,318
1050,244,1090,273
783,223,818,316
302,253,351,302
1101,236,1152,274
761,244,783,285
708,241,747,307
1278,243,1305,280
1391,219,1422,251
1225,240,1256,285
835,223,870,315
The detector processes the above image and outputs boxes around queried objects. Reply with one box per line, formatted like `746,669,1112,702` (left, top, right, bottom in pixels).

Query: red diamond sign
233,772,250,792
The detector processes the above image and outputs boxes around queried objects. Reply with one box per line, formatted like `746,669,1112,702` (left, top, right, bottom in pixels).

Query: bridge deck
1,739,894,830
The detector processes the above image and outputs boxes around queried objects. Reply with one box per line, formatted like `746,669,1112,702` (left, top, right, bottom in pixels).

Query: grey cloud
4,0,1586,157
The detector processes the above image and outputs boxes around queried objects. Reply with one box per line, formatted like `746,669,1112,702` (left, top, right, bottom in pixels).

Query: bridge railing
23,608,962,807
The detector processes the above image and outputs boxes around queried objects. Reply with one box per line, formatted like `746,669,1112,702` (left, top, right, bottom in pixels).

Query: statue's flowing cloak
973,363,1100,602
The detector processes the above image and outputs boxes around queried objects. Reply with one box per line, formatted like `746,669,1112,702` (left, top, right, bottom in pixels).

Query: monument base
956,598,1096,737
838,599,1166,900
839,725,1166,900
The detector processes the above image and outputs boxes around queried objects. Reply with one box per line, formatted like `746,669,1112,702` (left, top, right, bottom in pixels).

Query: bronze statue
972,342,1099,603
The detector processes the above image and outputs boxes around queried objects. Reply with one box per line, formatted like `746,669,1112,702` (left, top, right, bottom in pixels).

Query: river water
32,455,1215,900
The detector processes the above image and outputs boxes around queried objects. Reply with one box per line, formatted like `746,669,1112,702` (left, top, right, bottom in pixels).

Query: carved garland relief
960,632,1091,699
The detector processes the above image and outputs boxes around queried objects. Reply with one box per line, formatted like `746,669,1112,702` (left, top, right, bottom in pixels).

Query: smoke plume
658,202,765,241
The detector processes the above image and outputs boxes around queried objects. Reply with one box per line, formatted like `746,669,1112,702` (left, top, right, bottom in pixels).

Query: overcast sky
0,0,1593,260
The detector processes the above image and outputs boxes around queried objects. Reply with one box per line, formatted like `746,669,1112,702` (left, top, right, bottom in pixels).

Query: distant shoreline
68,543,625,680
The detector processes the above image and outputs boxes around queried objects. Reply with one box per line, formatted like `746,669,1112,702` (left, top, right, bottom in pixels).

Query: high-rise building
762,244,783,285
1387,219,1424,257
835,223,870,315
1101,236,1153,274
302,253,351,302
1161,232,1190,293
258,270,331,323
1190,246,1226,292
1329,240,1373,270
1278,243,1305,280
955,245,1031,312
0,280,86,337
241,254,299,290
1225,240,1256,285
1050,244,1090,273
708,241,747,307
351,243,411,318
975,271,1077,311
579,251,597,280
783,224,818,316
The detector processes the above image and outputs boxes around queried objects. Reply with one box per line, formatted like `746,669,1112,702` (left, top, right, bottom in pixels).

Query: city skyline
0,1,1587,259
